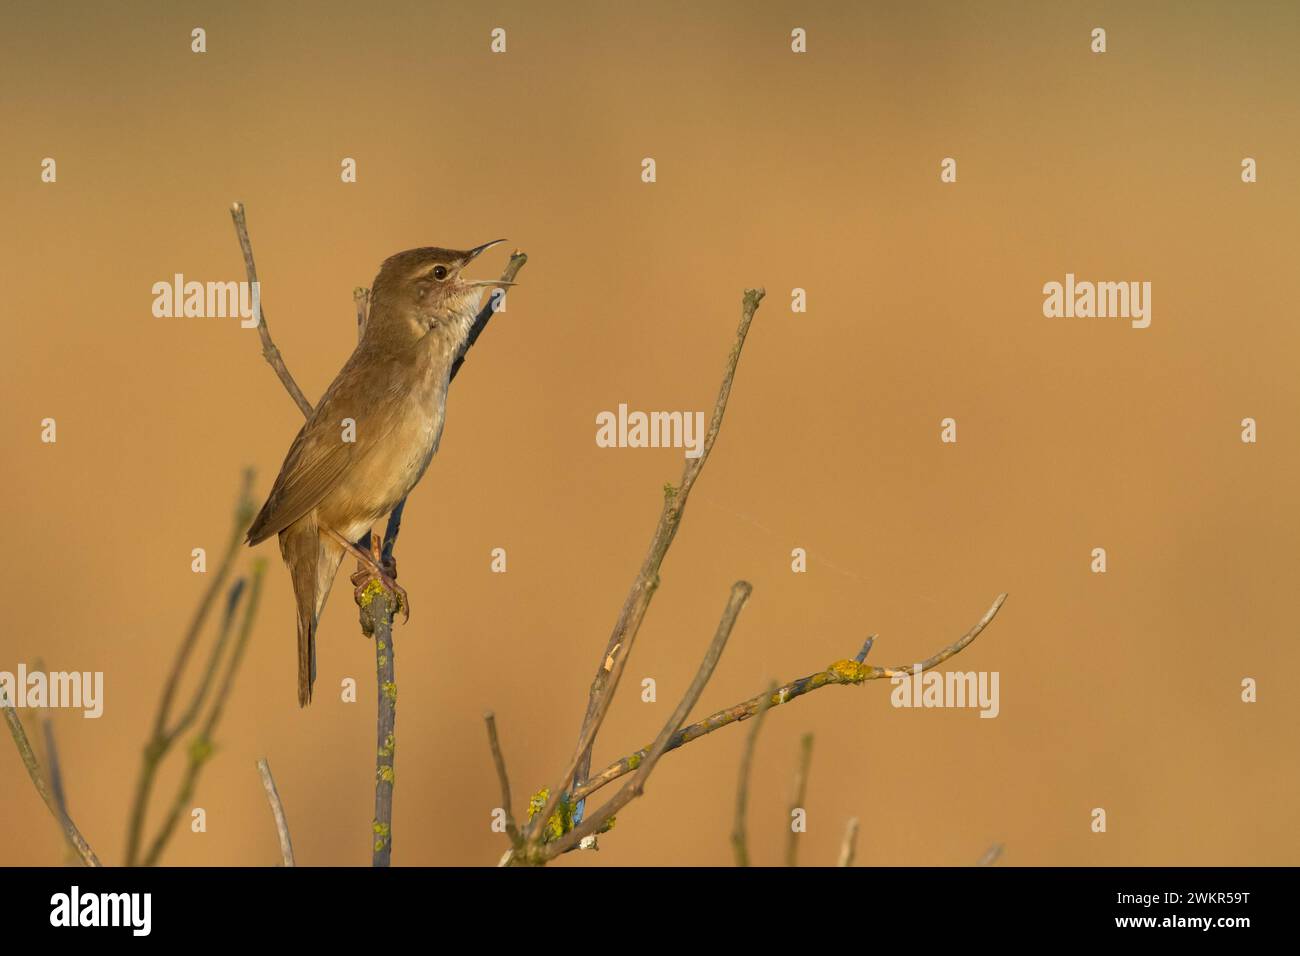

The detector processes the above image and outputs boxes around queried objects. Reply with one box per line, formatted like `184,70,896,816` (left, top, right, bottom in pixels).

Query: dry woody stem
528,289,767,848
2,704,100,866
497,281,1008,866
256,758,296,866
786,733,814,867
124,471,264,866
731,680,778,867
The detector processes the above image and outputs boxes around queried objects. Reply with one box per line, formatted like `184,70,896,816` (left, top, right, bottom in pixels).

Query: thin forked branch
530,288,767,843
139,560,267,867
574,593,1008,804
2,705,100,866
125,474,257,866
534,580,753,862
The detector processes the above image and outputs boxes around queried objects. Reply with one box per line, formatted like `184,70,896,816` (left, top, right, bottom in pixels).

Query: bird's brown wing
246,358,398,545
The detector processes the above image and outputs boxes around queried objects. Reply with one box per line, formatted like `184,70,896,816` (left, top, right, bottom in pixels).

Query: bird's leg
330,527,409,622
348,532,379,583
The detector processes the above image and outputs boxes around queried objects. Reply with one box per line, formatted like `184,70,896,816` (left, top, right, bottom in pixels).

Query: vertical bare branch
785,732,813,867
838,817,860,867
363,583,399,867
229,202,314,417
353,249,525,866
256,758,296,866
484,712,521,848
731,680,778,867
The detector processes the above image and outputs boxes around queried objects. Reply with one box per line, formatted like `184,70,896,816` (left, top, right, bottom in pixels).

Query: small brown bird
246,241,513,706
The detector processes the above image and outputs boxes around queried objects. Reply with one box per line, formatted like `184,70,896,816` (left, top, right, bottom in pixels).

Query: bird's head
366,240,514,348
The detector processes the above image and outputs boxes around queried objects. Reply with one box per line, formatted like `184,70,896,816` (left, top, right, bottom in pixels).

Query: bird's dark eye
431,265,449,281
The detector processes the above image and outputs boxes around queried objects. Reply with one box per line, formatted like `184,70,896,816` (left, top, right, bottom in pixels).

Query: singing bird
246,241,514,706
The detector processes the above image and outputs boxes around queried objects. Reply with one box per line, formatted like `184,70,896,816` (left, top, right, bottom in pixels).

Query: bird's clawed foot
336,530,410,623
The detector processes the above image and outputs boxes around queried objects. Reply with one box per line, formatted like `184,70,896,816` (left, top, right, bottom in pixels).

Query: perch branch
531,288,766,842
256,758,296,866
573,593,1008,804
360,253,528,866
363,583,398,866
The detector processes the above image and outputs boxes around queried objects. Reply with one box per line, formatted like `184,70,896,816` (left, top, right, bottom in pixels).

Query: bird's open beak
461,240,516,288
465,239,507,261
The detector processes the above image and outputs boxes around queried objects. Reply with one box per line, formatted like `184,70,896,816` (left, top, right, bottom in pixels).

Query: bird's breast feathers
317,363,448,532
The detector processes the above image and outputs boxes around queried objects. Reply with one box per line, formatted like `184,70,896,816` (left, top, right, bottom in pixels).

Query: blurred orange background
2,0,1297,866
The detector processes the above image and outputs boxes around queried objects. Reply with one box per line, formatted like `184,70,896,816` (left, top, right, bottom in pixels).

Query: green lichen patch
359,577,388,608
828,659,870,683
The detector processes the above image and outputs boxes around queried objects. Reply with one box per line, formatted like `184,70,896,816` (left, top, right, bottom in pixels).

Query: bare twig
484,712,521,848
534,581,752,862
2,705,101,866
30,658,68,827
574,593,1008,804
532,288,767,843
731,680,778,867
230,202,314,417
35,685,76,865
977,842,1004,866
838,817,860,867
786,732,814,867
256,758,296,866
125,475,257,866
140,560,267,866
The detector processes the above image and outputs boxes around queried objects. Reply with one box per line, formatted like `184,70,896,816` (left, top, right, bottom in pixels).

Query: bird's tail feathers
282,521,346,708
